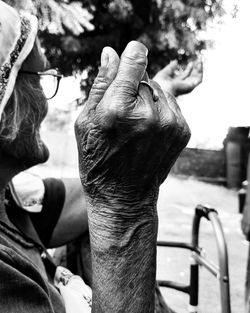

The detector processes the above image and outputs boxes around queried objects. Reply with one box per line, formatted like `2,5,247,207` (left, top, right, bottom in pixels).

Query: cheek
41,98,48,122
30,78,48,126
33,94,48,127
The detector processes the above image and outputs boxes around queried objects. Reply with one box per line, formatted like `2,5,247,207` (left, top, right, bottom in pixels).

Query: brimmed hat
0,0,38,120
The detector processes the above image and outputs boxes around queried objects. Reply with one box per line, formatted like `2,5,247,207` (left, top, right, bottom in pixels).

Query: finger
178,62,193,80
195,58,203,74
149,81,191,151
139,72,151,100
150,80,181,117
149,80,176,121
192,60,203,83
114,41,148,92
162,60,178,77
88,46,120,106
138,81,154,107
140,70,160,102
177,60,203,94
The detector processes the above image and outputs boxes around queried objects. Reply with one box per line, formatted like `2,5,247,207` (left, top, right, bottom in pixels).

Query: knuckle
157,106,173,128
146,109,159,125
111,80,137,101
181,123,191,144
140,109,159,130
91,76,109,93
176,118,191,146
166,110,177,129
162,108,191,145
113,79,135,92
183,119,191,135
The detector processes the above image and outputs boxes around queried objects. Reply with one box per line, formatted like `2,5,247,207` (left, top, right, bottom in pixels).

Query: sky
180,0,250,149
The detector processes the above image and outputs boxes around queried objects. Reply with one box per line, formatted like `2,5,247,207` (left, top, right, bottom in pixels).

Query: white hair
0,73,44,142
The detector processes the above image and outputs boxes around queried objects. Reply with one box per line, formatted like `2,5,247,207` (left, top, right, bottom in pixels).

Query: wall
171,148,226,184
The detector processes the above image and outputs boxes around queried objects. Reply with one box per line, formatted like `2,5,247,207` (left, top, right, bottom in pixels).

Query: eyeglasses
19,69,63,100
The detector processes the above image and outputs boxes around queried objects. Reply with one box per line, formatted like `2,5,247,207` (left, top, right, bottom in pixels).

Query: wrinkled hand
75,41,190,204
153,59,203,97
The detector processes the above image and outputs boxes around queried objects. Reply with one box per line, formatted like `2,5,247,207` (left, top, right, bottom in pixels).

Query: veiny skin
75,41,191,313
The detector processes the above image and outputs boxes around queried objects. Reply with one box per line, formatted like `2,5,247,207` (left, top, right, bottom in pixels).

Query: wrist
83,179,159,209
89,198,158,313
86,192,158,251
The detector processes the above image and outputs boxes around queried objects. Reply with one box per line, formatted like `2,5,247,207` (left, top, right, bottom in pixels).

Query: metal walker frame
157,204,231,313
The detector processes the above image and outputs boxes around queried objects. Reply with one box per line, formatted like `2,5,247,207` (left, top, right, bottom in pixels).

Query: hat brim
0,12,38,119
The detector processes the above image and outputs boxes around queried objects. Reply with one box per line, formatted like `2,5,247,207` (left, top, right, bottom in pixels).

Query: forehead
21,37,49,72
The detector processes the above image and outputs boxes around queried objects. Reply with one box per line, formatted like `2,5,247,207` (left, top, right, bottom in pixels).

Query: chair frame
157,204,231,313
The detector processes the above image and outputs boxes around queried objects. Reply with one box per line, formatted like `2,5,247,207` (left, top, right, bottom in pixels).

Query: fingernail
125,41,148,58
101,47,109,67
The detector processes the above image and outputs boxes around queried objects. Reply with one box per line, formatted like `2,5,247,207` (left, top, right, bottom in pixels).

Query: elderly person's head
0,1,59,176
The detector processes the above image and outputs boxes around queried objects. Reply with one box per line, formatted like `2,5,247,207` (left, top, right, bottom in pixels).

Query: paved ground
30,164,247,313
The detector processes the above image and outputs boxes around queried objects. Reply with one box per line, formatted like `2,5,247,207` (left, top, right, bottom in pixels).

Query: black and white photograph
0,0,248,312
